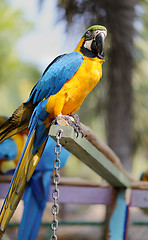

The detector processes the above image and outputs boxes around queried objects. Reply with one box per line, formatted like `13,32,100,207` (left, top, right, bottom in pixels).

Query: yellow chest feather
46,56,103,117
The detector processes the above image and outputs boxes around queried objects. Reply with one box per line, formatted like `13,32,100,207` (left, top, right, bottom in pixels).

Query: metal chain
50,129,63,240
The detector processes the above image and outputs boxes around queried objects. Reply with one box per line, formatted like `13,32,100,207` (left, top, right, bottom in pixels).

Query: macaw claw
51,114,84,138
69,114,84,138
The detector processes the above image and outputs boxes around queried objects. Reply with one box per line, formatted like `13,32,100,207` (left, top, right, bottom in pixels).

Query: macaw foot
51,114,83,137
69,114,84,137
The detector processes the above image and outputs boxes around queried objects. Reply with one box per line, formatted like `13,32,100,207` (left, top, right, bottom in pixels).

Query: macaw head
76,25,107,59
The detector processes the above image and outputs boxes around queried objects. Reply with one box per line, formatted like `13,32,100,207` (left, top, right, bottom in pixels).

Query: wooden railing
1,125,148,239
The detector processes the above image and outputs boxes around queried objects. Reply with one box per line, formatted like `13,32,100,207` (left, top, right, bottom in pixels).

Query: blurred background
1,0,148,239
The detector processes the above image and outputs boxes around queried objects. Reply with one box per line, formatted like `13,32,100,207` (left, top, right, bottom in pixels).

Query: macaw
0,118,70,239
0,25,107,142
0,25,107,237
0,117,27,174
18,137,70,240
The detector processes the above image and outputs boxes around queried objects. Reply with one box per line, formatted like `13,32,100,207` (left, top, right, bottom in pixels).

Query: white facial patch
84,39,93,51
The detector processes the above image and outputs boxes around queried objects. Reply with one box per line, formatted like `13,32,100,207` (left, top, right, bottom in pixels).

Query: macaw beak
96,32,106,59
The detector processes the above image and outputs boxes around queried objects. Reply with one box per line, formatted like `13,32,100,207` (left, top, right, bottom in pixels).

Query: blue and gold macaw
0,25,107,142
18,137,70,240
0,25,107,237
0,118,70,239
0,116,27,174
0,138,17,172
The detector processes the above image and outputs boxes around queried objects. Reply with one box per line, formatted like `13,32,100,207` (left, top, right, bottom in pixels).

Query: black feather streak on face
91,40,98,54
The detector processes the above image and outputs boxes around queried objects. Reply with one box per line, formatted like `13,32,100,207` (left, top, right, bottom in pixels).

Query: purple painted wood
2,183,148,208
0,183,112,205
0,183,10,199
49,186,112,205
131,189,148,207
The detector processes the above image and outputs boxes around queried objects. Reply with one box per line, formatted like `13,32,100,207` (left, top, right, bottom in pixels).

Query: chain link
50,129,63,240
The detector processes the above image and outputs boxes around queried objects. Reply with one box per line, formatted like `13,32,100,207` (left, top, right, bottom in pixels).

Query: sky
9,0,77,70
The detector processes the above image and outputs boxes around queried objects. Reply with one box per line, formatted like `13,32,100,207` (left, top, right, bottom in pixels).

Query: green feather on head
82,25,107,38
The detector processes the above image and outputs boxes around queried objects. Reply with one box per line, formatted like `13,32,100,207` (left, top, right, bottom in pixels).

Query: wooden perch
57,177,110,188
1,174,148,191
80,124,135,183
131,181,148,190
59,178,148,190
50,124,131,187
56,118,135,184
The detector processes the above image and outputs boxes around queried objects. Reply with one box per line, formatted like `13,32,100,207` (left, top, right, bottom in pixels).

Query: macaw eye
87,30,92,35
85,31,93,40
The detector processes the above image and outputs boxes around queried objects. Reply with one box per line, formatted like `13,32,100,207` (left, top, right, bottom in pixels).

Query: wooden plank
2,181,148,207
50,185,112,205
49,125,131,187
0,183,112,205
106,189,130,240
58,177,110,188
131,181,148,189
0,176,12,183
0,183,10,198
131,189,148,207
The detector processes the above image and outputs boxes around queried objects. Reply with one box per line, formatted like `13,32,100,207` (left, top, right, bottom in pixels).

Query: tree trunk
104,0,136,170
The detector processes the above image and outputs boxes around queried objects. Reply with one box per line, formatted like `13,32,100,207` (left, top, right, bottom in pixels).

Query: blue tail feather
18,171,52,240
18,136,70,240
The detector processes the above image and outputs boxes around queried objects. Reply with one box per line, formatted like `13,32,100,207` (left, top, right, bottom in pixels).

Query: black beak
96,32,105,59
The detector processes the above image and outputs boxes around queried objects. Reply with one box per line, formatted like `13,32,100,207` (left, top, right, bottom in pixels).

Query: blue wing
29,98,49,154
18,137,70,240
18,171,52,240
0,138,17,160
27,52,83,104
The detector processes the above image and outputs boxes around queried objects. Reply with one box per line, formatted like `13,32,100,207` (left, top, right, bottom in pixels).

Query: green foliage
0,0,40,115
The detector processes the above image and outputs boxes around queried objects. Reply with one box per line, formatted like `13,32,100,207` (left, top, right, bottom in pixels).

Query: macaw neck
74,38,85,53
